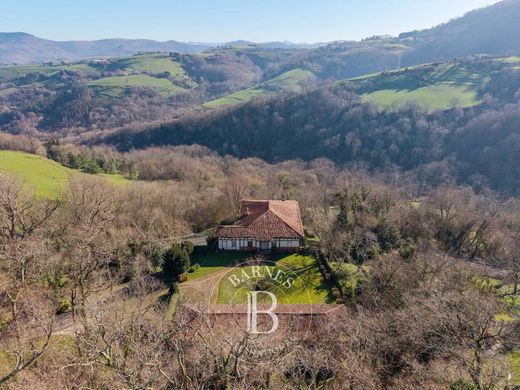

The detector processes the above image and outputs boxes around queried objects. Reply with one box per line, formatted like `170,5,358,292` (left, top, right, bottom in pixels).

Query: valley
2,0,520,388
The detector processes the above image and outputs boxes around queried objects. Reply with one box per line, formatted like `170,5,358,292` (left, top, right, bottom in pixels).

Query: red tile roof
216,200,304,241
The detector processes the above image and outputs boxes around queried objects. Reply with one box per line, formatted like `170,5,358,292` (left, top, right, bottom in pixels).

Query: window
248,240,253,247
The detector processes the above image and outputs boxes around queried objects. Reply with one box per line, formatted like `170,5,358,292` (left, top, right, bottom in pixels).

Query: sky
0,0,502,43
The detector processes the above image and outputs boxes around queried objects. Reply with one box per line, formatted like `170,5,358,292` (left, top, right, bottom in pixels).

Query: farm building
215,200,304,253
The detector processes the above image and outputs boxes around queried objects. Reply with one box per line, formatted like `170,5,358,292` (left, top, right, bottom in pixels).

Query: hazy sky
0,0,502,43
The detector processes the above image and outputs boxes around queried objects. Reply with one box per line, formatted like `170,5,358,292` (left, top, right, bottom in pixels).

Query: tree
0,174,59,241
58,176,119,321
503,239,520,299
0,175,59,385
162,242,193,283
224,177,246,220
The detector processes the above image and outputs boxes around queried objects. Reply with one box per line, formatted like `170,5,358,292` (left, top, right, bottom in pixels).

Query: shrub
373,219,401,251
188,263,201,273
57,298,72,314
351,230,380,265
399,238,417,260
146,243,164,269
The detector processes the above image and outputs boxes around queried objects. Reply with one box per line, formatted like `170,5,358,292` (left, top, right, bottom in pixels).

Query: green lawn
216,254,331,304
88,74,185,97
188,252,252,281
0,150,129,198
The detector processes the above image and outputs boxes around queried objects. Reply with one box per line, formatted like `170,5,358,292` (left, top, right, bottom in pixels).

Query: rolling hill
202,68,316,109
0,0,519,137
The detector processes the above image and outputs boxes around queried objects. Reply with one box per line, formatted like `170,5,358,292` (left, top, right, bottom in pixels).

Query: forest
1,135,520,388
102,59,520,196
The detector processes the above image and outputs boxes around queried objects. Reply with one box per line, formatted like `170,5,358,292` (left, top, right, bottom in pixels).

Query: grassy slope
0,150,128,197
203,68,315,109
347,58,520,111
118,54,186,76
363,85,478,110
0,63,97,80
88,74,184,97
89,54,196,97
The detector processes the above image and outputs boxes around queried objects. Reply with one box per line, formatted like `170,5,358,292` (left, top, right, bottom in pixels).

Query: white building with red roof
215,200,304,253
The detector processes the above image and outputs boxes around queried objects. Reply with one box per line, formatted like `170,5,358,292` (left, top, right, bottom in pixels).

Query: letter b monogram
246,291,279,334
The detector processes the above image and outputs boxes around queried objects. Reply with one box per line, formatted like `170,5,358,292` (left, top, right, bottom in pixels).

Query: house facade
215,200,304,253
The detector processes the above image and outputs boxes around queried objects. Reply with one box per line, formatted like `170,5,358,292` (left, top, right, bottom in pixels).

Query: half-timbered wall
218,238,300,251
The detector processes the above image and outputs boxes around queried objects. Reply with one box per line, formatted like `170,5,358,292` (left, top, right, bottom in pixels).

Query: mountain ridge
0,32,327,65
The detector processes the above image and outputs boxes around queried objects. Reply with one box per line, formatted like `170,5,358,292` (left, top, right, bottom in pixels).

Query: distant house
215,200,304,253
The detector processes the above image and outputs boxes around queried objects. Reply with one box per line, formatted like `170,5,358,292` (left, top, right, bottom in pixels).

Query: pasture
0,150,128,197
203,68,315,109
347,61,500,111
88,74,185,97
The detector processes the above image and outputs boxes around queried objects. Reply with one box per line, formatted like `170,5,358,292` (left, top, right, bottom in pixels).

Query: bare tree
58,176,119,321
0,174,59,241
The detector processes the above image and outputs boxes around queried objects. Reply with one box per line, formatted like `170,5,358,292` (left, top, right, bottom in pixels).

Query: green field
0,151,128,197
345,60,512,111
216,254,331,304
362,84,479,110
0,54,192,98
88,74,186,97
0,63,97,81
117,54,186,76
0,65,61,80
203,68,315,109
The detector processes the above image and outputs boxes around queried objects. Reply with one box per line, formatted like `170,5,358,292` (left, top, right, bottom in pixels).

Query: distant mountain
0,33,212,64
0,33,327,65
401,0,520,65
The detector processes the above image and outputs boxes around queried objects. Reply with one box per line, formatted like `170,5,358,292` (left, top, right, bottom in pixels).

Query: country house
215,200,304,253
